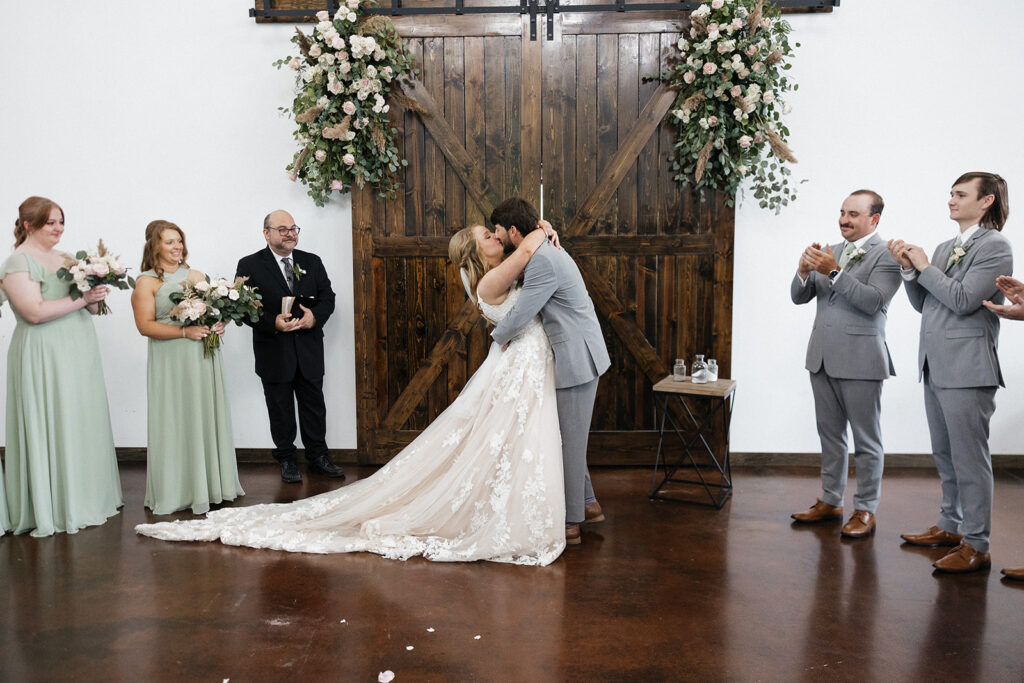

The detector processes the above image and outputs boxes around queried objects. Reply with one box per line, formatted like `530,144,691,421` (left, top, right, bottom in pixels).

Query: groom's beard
503,240,516,256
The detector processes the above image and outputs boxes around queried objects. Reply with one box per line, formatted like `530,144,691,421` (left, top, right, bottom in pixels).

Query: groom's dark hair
491,197,539,236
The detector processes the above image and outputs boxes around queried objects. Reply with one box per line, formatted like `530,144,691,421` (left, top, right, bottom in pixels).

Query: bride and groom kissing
136,197,609,566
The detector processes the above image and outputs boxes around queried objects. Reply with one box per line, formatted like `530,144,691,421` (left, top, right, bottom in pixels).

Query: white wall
1,0,1021,454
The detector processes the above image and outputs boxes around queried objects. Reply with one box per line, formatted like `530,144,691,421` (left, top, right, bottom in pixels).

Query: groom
489,198,611,545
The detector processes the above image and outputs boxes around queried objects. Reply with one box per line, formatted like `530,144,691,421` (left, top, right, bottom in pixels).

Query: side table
649,375,737,508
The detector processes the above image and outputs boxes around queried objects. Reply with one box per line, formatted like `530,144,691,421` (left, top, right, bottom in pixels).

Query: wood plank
541,29,564,225
382,299,481,430
567,83,676,238
372,233,713,257
464,37,487,228
444,37,468,233
709,190,735,378
520,15,542,207
575,34,598,220
483,36,508,206
595,33,618,236
399,78,501,221
505,35,523,196
351,189,377,461
559,35,579,231
422,38,445,238
404,38,425,239
658,32,682,232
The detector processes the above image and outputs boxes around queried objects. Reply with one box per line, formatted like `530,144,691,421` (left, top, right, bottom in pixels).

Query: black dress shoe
308,455,345,478
280,458,302,483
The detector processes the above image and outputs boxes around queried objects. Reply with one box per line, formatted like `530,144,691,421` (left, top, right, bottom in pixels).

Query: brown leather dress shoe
1001,567,1024,581
841,510,876,538
900,525,963,547
791,500,843,523
565,523,581,545
583,500,605,524
933,543,991,573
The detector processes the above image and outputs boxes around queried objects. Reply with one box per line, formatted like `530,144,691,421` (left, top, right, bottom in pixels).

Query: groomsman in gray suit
489,197,611,546
790,190,901,537
889,171,1012,574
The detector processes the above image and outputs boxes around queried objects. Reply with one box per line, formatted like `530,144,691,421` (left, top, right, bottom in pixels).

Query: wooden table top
652,375,737,398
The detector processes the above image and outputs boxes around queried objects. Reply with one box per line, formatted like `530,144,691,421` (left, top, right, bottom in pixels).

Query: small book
281,296,318,317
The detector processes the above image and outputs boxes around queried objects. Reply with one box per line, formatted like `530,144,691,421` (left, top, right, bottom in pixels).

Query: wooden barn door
352,12,733,465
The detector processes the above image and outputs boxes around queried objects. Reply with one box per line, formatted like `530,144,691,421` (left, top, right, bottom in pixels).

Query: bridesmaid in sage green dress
130,220,243,515
0,196,122,536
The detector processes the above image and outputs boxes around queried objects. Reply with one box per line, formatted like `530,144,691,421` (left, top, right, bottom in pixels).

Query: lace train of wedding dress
136,288,566,565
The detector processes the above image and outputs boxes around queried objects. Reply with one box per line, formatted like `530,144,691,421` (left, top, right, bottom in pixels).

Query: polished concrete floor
2,463,1024,682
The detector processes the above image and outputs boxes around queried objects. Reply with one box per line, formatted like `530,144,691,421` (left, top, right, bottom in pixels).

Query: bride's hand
539,219,561,249
522,227,548,256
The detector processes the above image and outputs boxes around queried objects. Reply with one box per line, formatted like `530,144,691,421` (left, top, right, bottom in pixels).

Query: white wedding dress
136,288,566,565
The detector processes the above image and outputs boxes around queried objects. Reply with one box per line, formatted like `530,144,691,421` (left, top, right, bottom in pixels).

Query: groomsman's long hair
140,220,190,280
14,196,63,247
955,172,1009,231
448,225,489,298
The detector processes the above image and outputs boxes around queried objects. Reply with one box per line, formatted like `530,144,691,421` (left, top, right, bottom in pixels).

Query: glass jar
673,358,687,381
707,358,719,382
691,354,708,384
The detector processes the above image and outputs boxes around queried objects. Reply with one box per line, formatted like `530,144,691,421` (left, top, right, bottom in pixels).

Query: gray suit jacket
491,241,611,389
791,233,901,380
903,227,1013,388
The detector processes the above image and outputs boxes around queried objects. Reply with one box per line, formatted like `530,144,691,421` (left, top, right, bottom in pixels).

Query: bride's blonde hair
448,225,490,298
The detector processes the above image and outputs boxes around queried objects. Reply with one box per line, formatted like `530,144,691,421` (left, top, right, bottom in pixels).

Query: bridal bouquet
170,275,263,358
55,240,135,315
668,0,799,212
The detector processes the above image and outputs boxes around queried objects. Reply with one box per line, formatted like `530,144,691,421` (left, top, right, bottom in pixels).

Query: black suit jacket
235,246,336,383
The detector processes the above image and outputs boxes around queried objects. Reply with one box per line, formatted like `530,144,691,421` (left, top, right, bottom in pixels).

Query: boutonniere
290,262,307,280
949,244,970,267
847,247,868,265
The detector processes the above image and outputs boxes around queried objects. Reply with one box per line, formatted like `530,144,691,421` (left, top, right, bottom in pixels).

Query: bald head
263,209,300,256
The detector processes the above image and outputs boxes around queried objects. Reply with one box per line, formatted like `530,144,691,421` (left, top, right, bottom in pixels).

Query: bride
136,223,566,565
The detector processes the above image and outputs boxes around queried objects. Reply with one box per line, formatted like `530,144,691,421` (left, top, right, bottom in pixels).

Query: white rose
373,47,386,61
347,11,357,22
194,280,211,292
316,10,330,21
216,285,229,297
228,289,240,301
366,65,377,78
309,44,322,58
763,91,775,103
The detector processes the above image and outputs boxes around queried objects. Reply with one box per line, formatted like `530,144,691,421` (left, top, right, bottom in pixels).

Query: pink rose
331,180,344,190
332,37,346,51
708,116,718,126
753,61,765,73
738,135,753,148
315,149,327,162
353,118,362,129
746,45,757,57
707,22,719,32
90,261,109,277
683,71,696,84
730,85,742,97
288,57,301,70
702,62,717,75
343,101,356,115
338,51,348,61
732,17,744,29
711,0,724,8
343,153,356,166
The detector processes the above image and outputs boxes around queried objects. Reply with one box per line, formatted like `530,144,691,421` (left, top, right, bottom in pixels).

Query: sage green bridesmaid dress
1,252,123,537
141,267,243,515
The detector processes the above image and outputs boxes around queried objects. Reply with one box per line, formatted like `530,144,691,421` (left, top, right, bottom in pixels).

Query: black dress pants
261,366,328,463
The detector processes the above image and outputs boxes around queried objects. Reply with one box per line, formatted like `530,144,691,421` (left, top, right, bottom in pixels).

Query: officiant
236,209,344,483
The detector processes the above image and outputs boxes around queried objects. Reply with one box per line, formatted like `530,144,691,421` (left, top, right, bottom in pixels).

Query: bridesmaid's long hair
140,220,189,280
14,196,63,247
448,225,490,298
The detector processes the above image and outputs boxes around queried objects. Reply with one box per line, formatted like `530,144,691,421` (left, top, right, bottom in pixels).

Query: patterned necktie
282,256,295,293
838,242,856,269
944,235,963,270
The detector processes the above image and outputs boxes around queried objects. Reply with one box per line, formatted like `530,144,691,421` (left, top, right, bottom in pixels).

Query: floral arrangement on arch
667,0,799,212
274,1,418,206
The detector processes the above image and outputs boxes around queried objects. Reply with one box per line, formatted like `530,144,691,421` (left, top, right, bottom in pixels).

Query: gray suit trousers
809,370,885,513
556,378,598,524
922,368,996,552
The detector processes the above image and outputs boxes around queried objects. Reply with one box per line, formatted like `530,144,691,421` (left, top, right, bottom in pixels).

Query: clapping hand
983,275,1024,320
887,239,929,270
802,243,839,276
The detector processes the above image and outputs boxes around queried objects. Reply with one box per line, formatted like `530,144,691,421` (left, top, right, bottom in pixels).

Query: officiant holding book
236,210,343,483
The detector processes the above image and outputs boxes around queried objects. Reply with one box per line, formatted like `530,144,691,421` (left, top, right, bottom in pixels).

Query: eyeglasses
267,226,301,235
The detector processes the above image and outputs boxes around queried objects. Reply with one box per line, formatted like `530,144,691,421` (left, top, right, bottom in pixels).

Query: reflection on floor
2,463,1023,680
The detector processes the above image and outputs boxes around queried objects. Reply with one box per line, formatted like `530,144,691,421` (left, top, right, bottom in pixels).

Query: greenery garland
667,0,800,212
274,2,418,206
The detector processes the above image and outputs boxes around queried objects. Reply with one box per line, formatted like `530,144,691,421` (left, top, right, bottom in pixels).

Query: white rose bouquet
55,240,135,315
274,0,417,206
170,275,263,358
669,0,799,212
